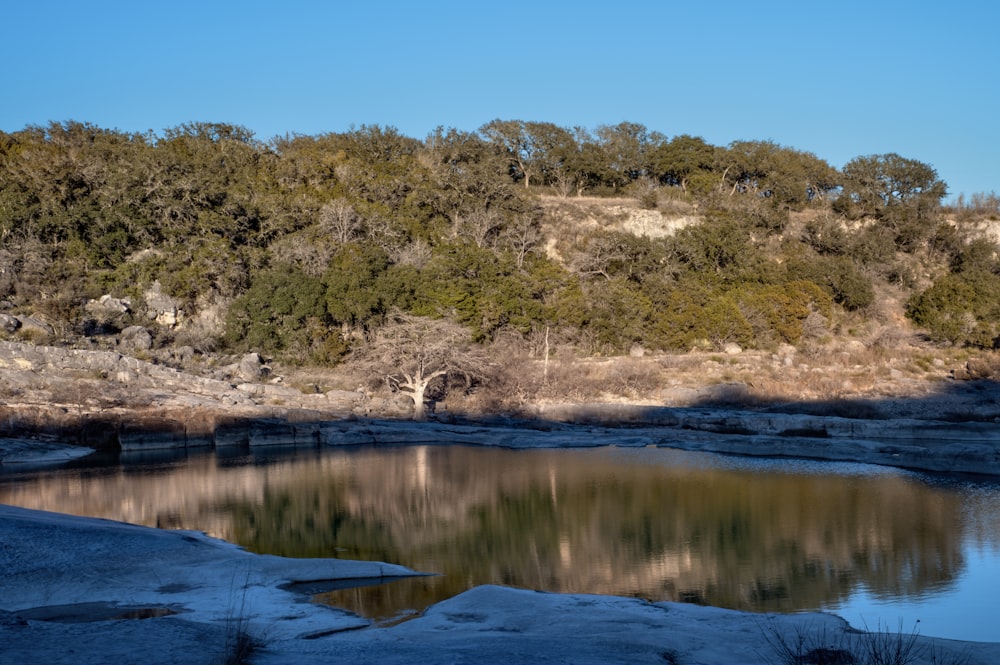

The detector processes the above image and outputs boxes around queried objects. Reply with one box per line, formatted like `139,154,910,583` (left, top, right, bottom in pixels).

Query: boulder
143,281,182,327
237,352,267,381
119,326,153,352
0,313,20,333
85,294,132,317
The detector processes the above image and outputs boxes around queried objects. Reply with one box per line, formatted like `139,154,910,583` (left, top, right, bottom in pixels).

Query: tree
480,119,538,188
653,134,718,192
422,126,518,229
837,153,947,251
594,122,664,188
224,263,338,362
718,140,839,209
356,312,491,419
523,122,579,193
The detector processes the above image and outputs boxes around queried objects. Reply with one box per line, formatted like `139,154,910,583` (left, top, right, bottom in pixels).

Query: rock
628,344,645,358
237,352,266,381
0,313,20,333
119,416,188,451
723,343,742,355
15,316,53,338
325,390,366,410
173,346,195,364
0,611,28,627
776,343,797,357
85,294,132,316
144,281,182,327
845,341,868,356
119,326,153,352
965,358,997,379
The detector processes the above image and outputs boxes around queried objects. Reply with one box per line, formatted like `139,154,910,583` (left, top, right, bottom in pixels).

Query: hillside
0,120,999,420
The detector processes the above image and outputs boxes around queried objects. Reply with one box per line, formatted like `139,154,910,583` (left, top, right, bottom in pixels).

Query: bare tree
500,213,542,268
318,198,364,244
455,208,504,248
356,312,492,420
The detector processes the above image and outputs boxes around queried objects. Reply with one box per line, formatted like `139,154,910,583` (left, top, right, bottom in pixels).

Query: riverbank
2,503,996,665
3,340,1000,476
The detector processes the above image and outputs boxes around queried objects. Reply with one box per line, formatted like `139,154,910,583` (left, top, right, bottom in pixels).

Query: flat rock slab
0,438,94,467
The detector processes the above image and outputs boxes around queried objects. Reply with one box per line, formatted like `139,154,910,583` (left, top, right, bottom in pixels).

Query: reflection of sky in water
831,476,1000,643
828,545,1000,642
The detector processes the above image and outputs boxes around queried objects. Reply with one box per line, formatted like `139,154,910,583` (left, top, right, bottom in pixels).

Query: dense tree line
0,119,995,368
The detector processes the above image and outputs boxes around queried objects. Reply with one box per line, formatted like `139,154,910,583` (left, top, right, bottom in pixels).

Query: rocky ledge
1,340,999,476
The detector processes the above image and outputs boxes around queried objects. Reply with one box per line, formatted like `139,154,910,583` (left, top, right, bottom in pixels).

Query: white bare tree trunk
408,383,427,420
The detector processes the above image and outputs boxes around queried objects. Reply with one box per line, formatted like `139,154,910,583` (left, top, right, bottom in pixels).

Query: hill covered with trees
1,119,998,413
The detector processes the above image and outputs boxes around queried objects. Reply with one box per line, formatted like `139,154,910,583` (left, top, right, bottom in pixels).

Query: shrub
735,281,833,345
907,271,1000,348
224,264,346,363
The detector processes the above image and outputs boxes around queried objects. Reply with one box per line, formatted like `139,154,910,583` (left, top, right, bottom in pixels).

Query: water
2,443,999,642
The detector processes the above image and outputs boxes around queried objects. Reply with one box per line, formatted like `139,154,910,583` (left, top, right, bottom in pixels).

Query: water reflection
0,445,985,627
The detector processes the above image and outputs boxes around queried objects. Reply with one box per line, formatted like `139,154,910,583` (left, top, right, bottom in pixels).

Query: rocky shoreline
2,339,1000,476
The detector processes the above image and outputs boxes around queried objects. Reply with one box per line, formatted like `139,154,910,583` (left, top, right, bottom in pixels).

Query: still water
2,444,999,641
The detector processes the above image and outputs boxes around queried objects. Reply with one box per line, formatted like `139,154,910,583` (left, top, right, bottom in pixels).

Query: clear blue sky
3,0,997,199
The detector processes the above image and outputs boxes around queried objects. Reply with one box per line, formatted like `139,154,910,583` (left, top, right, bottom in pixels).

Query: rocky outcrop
0,340,369,454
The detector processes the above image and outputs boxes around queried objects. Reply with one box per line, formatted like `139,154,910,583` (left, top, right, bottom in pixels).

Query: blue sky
3,0,997,199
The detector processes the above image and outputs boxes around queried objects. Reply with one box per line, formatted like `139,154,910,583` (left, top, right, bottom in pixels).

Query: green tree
224,264,342,362
414,241,545,341
594,122,665,188
422,127,520,231
907,239,1000,347
479,119,539,188
719,140,839,210
836,153,947,251
323,243,414,330
653,134,718,192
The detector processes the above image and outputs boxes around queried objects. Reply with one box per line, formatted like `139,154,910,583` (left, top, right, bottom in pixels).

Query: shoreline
6,402,1000,478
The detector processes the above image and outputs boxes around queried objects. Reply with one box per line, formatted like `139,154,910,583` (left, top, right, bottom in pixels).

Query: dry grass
442,338,993,418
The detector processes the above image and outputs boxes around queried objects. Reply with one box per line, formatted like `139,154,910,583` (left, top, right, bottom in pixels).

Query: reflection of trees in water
221,446,966,615
0,445,969,619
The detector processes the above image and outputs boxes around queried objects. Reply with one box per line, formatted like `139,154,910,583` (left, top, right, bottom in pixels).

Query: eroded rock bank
1,339,1000,476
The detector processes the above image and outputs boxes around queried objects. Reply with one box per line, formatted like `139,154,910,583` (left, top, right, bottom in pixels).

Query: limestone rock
119,326,153,352
143,281,182,327
85,294,132,317
237,352,267,381
119,416,187,451
0,313,20,333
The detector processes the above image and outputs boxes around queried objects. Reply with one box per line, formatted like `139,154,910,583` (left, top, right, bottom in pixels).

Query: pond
2,443,999,641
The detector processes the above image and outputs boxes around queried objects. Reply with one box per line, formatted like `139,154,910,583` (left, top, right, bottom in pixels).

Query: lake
2,443,998,641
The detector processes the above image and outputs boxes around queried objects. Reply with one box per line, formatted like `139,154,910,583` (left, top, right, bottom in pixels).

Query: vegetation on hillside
0,119,998,408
